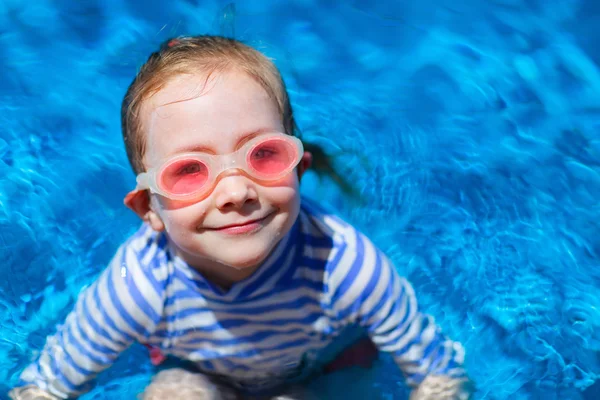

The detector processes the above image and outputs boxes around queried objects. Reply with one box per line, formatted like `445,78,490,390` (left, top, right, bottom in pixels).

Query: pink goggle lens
247,138,298,177
159,159,210,196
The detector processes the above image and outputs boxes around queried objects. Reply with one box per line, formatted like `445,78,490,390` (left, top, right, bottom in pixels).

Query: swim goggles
135,133,304,201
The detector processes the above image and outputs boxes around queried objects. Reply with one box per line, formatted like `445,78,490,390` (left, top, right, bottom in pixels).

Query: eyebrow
168,128,273,156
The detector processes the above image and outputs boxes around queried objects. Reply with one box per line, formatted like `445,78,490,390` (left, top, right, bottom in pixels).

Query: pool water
2,0,600,399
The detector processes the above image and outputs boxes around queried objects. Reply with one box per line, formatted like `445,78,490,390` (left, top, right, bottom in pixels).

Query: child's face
136,70,306,273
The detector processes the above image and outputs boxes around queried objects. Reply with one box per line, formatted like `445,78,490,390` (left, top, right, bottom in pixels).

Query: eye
253,147,277,159
176,162,205,176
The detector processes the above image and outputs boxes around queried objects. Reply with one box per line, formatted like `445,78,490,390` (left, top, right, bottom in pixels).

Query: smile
208,213,274,235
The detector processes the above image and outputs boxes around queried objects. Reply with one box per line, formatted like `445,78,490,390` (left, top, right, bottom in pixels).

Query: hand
409,375,471,400
9,386,61,400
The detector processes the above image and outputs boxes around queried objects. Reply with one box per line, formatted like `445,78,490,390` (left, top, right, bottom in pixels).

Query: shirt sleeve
326,228,467,387
16,240,165,398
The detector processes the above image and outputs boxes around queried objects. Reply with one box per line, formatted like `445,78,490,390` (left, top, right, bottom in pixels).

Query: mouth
207,212,274,235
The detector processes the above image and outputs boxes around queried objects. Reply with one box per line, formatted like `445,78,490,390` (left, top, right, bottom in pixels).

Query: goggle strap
136,172,151,191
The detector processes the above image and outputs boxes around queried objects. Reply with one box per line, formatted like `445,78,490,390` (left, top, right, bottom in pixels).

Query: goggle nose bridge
214,151,245,175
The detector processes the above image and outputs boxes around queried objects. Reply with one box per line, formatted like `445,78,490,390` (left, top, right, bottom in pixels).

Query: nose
213,172,258,210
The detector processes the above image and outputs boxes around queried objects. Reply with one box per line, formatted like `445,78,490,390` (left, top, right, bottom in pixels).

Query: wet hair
121,35,355,195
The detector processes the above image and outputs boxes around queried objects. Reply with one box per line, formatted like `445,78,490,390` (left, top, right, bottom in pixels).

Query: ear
124,189,166,232
297,151,312,180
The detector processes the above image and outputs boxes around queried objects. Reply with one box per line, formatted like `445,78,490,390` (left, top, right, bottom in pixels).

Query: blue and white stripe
18,197,465,397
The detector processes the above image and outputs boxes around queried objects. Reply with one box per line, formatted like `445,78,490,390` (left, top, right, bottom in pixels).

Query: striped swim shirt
18,197,466,397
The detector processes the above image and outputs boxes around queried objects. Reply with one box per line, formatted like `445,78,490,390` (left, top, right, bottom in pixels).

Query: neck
168,242,263,290
191,260,260,290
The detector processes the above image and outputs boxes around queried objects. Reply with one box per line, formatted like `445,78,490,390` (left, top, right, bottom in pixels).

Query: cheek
262,175,301,209
154,197,210,230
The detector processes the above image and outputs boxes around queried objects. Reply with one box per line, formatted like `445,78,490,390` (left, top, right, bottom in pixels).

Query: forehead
140,71,283,164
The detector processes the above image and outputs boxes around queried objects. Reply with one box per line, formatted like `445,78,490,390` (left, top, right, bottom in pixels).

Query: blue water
2,1,600,399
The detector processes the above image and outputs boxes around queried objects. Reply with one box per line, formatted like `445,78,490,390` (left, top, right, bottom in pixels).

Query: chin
211,227,286,270
219,246,272,270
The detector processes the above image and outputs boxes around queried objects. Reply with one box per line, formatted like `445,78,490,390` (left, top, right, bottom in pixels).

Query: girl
10,35,470,400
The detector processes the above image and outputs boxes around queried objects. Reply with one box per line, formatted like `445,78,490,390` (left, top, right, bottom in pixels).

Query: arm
327,231,471,399
10,242,163,399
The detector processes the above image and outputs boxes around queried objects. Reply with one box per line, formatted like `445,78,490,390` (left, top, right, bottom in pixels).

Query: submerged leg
141,368,236,400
